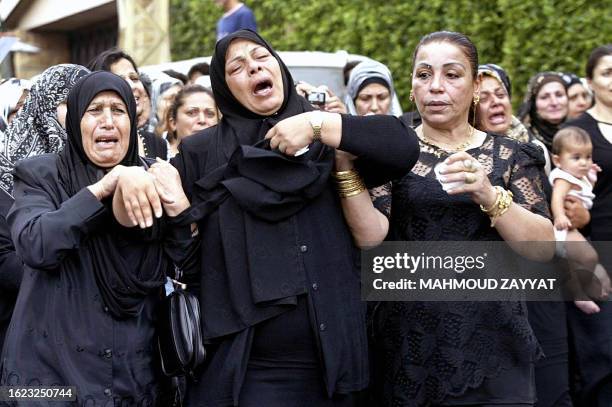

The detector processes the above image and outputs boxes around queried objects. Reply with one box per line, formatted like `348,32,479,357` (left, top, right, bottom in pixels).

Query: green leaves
170,0,612,111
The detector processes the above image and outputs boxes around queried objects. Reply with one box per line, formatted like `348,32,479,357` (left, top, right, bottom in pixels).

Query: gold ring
464,159,478,171
465,172,477,184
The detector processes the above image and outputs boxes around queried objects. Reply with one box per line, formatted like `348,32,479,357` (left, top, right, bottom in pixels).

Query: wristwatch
309,110,323,142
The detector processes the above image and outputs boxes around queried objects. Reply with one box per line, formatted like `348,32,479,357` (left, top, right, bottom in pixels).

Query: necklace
417,125,475,158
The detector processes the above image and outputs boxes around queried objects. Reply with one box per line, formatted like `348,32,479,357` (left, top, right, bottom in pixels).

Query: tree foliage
170,0,612,110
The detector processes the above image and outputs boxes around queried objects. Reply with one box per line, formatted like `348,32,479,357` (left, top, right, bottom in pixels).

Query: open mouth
252,79,273,96
488,112,507,125
95,135,119,148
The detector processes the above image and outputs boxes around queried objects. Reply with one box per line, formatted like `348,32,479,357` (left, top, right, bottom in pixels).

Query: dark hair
412,31,478,79
188,63,210,80
163,69,188,85
586,44,612,79
87,48,138,72
552,126,591,155
343,60,361,86
166,84,216,142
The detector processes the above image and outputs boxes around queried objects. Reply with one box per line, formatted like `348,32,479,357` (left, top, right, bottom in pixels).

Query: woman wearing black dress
116,29,420,406
338,31,554,406
0,71,192,405
564,44,612,407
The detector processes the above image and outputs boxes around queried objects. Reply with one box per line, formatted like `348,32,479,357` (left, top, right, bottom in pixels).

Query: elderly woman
0,71,191,404
564,44,612,406
164,84,219,158
117,29,419,406
338,31,554,406
89,48,168,160
344,59,403,117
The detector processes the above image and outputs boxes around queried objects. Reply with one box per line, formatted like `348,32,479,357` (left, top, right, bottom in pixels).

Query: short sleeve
508,142,551,219
370,182,391,219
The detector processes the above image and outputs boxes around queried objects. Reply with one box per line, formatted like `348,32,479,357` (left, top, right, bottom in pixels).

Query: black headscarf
57,71,165,319
518,72,568,151
181,29,335,337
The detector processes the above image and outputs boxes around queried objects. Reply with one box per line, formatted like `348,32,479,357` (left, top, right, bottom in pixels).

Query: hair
164,69,188,85
165,84,216,142
586,44,612,79
87,48,138,72
412,31,478,80
343,60,361,86
188,63,210,80
552,126,592,155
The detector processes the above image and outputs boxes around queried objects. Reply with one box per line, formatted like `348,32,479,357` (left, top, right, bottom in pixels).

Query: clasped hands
88,158,189,228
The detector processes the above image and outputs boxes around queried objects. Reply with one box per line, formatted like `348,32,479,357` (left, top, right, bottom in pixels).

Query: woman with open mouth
0,71,193,404
113,29,420,406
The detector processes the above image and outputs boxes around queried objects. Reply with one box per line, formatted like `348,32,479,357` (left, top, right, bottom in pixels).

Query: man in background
215,0,257,41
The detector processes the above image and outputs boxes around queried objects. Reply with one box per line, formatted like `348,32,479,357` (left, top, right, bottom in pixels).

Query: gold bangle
333,169,361,181
333,168,366,198
489,188,513,227
339,188,366,198
480,186,503,215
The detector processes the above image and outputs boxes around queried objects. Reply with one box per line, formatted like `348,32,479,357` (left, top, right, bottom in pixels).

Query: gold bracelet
333,169,360,180
479,186,503,215
489,188,514,227
333,169,366,198
338,187,366,198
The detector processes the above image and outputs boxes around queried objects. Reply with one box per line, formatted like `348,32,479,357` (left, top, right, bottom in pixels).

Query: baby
550,126,602,314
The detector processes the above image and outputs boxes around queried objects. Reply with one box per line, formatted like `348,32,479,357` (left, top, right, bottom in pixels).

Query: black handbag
157,280,206,377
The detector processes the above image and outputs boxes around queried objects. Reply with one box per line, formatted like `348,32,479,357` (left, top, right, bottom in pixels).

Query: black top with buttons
1,155,192,405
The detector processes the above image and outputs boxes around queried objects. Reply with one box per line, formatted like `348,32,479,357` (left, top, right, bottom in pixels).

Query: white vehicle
139,50,368,101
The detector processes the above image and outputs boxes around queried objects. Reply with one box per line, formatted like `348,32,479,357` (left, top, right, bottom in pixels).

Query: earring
473,94,480,106
409,90,414,102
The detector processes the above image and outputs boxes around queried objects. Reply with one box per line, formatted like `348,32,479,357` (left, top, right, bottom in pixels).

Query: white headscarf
344,59,402,117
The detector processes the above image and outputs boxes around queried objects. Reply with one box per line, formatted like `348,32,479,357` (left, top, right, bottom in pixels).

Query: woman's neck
420,121,473,147
588,102,612,123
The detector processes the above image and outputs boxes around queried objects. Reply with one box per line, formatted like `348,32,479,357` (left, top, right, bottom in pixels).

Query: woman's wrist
164,194,190,217
87,182,105,201
318,112,342,148
478,185,499,209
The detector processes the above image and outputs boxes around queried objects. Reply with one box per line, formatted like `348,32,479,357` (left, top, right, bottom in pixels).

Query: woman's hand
87,165,126,200
264,112,342,155
114,166,162,228
565,196,590,229
147,158,190,217
323,88,347,114
437,152,497,207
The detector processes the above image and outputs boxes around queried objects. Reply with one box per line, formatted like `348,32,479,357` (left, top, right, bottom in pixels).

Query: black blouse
0,154,191,405
141,130,168,161
172,115,419,406
565,112,612,241
0,210,20,352
371,134,550,406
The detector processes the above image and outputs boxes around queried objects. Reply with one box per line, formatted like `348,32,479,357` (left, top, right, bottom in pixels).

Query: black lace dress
370,133,550,406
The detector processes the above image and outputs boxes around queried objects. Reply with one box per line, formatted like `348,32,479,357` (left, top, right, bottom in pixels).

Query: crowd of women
0,28,611,407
